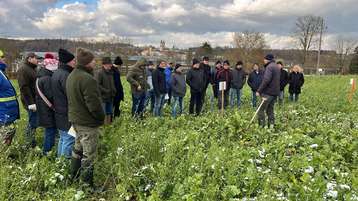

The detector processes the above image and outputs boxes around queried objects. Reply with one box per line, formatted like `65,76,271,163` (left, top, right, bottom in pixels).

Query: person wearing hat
277,61,289,105
170,64,186,118
256,54,281,128
216,60,233,110
247,63,264,108
35,52,59,155
126,57,149,118
230,61,247,109
0,50,20,146
186,58,206,115
144,61,156,113
66,48,104,187
17,52,39,148
112,56,124,118
152,60,167,117
51,48,76,158
200,56,211,106
95,57,116,125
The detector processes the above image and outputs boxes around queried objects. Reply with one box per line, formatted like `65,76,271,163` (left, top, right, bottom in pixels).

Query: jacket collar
77,65,93,75
59,62,74,73
25,61,37,69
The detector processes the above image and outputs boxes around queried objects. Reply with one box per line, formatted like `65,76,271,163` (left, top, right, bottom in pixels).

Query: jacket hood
133,58,147,68
0,62,6,72
37,67,53,78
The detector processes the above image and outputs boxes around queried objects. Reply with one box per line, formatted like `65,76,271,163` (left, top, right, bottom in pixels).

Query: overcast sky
0,0,357,49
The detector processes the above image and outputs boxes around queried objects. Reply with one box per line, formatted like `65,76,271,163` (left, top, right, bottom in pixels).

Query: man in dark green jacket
66,48,104,187
126,57,148,118
95,57,116,125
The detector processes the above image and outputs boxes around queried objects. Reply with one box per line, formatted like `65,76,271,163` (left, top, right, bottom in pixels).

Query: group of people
0,47,305,188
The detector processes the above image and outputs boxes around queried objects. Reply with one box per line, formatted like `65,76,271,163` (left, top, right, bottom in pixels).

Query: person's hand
137,85,142,91
28,104,37,112
256,92,260,97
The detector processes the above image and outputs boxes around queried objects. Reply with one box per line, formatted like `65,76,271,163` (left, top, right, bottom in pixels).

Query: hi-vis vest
0,70,17,102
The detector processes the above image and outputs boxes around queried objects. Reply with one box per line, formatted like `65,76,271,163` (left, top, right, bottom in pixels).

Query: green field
0,76,357,200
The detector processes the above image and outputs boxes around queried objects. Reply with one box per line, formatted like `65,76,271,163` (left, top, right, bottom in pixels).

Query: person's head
26,52,39,65
215,60,222,68
236,61,243,69
102,57,112,70
76,48,95,69
175,64,182,73
192,58,200,68
253,63,259,71
264,54,274,64
0,50,5,63
159,60,167,68
169,62,174,68
114,56,123,67
59,48,75,68
203,56,209,65
148,61,155,69
292,65,301,73
223,60,230,69
277,61,284,69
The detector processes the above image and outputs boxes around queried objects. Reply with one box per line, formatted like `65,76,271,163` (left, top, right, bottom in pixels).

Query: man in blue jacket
0,50,20,146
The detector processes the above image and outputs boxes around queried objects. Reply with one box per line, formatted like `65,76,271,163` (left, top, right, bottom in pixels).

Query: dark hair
276,61,283,65
223,60,230,66
202,56,209,61
215,60,222,65
236,61,243,66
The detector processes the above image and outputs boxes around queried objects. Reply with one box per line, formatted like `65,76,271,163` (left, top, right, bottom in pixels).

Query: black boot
70,157,81,181
81,165,94,187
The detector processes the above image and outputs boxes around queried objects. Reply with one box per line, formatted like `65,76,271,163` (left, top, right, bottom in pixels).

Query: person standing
230,61,246,109
112,56,124,118
247,63,264,108
186,59,206,115
51,48,75,158
67,48,104,187
216,60,233,110
17,52,39,148
144,61,155,113
256,54,281,128
152,60,167,117
171,64,186,118
95,57,116,124
288,65,305,102
164,62,174,105
36,53,58,154
200,56,211,105
277,61,289,105
126,58,149,118
0,50,20,146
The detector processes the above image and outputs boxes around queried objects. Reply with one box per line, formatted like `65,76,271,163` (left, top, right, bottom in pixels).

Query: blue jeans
43,127,57,154
25,110,38,147
132,92,146,117
154,94,166,117
171,96,184,118
102,101,113,115
289,93,299,102
145,89,155,113
278,91,284,104
57,130,75,158
252,91,258,108
229,88,242,108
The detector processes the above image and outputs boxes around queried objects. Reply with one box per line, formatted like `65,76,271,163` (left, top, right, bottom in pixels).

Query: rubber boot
81,164,94,188
70,157,82,181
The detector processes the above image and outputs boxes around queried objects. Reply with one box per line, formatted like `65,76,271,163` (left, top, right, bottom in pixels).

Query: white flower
326,190,338,198
339,184,350,190
74,190,84,201
304,166,314,174
309,144,318,148
258,149,265,158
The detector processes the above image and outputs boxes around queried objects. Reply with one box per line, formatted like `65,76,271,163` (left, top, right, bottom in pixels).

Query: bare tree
336,36,358,74
231,30,266,68
293,15,323,67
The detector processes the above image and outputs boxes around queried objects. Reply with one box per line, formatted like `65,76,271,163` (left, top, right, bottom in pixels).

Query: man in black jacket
187,59,206,115
17,52,39,148
277,61,289,105
247,63,264,108
152,60,167,117
112,56,124,118
200,56,211,107
256,54,280,128
51,48,75,158
230,61,246,109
